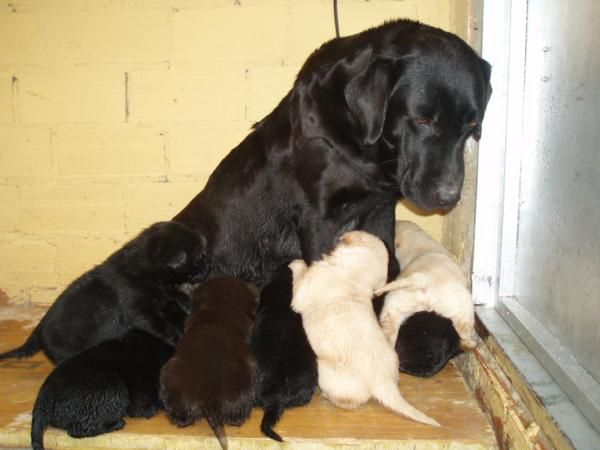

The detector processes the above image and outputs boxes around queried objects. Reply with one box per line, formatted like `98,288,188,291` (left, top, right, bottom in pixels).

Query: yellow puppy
376,221,476,349
290,231,439,427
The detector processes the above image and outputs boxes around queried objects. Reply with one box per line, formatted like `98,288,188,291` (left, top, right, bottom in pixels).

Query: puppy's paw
454,320,477,350
379,314,399,346
460,338,478,350
288,259,308,280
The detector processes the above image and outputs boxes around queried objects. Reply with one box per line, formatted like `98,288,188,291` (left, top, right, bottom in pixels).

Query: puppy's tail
260,403,284,442
31,382,51,450
0,326,41,360
207,416,228,450
373,382,440,427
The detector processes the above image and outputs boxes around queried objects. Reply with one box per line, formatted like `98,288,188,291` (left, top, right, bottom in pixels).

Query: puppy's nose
435,186,461,207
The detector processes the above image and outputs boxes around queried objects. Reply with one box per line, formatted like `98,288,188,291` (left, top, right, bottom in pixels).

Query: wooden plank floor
0,303,496,449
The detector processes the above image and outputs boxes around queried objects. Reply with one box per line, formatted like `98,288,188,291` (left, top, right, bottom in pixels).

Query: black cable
333,0,340,38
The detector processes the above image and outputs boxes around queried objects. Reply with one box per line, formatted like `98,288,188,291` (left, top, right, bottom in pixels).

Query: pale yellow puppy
290,230,439,427
375,220,476,349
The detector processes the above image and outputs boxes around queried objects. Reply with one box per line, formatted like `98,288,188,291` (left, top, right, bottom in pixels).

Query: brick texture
55,125,166,179
18,71,126,123
0,74,12,123
0,127,54,181
0,0,455,303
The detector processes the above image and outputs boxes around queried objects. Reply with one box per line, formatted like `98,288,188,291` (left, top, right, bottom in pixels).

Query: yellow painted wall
0,0,464,304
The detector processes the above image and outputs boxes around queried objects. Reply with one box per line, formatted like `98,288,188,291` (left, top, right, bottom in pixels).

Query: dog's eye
415,117,431,126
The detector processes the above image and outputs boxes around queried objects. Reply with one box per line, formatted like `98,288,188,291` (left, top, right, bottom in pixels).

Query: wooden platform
0,303,497,449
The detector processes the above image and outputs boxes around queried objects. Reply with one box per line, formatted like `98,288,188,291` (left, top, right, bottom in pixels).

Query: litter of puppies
0,17,487,449
0,221,475,448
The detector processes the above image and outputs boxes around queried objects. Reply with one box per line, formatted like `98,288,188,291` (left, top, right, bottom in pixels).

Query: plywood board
0,305,496,449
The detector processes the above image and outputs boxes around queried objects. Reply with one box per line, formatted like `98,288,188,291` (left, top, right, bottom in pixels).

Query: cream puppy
376,220,476,349
290,231,439,427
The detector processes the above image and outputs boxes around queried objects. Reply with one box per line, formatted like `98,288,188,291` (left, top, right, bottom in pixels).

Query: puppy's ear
344,55,403,146
166,250,187,271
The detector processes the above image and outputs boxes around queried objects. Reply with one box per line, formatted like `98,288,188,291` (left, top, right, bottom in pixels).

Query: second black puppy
31,330,174,450
395,311,462,377
373,298,462,377
250,266,317,442
0,221,209,364
160,277,258,450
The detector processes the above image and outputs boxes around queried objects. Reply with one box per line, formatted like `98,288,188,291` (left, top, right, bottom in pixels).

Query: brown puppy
159,277,258,450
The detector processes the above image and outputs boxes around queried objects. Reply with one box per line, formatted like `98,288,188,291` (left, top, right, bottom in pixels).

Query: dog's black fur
30,330,174,450
159,277,258,450
0,221,208,364
174,19,491,288
251,266,318,442
395,311,462,377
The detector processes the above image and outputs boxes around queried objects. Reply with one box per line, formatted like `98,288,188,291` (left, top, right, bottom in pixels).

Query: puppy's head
190,277,258,320
140,221,210,283
292,20,491,212
395,311,461,377
328,231,388,290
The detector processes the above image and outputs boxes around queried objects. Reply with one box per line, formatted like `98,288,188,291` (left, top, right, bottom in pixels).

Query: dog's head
292,20,492,212
138,221,210,283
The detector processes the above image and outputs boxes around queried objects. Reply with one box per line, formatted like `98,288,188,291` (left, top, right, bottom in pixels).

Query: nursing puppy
0,221,209,364
290,231,439,427
250,265,317,442
395,311,462,377
159,277,258,450
31,330,174,450
376,220,476,349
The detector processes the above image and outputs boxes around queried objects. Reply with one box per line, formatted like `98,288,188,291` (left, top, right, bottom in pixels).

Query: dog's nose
435,187,461,207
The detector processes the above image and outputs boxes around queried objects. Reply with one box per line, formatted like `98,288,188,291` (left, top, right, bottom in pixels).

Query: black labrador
251,265,317,442
31,330,174,450
0,221,208,364
173,19,491,287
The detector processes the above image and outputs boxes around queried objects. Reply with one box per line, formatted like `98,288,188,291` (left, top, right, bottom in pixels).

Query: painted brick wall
0,0,464,304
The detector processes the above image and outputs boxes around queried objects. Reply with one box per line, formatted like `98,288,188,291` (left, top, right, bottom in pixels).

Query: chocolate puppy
31,330,174,450
250,266,317,442
160,277,258,450
0,221,209,364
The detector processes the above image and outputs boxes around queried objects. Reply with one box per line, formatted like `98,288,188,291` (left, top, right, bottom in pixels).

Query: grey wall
514,0,600,382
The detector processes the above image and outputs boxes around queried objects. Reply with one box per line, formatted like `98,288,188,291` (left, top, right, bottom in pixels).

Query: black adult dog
251,265,317,442
31,330,174,450
0,221,208,364
174,19,492,286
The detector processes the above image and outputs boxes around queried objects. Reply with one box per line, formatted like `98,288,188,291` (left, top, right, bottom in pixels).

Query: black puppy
251,266,317,442
395,311,462,377
159,277,258,450
174,19,491,289
372,297,461,377
31,330,174,450
0,221,208,364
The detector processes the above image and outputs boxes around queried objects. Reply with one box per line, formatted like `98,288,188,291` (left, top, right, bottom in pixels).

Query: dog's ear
474,57,493,142
344,55,403,146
